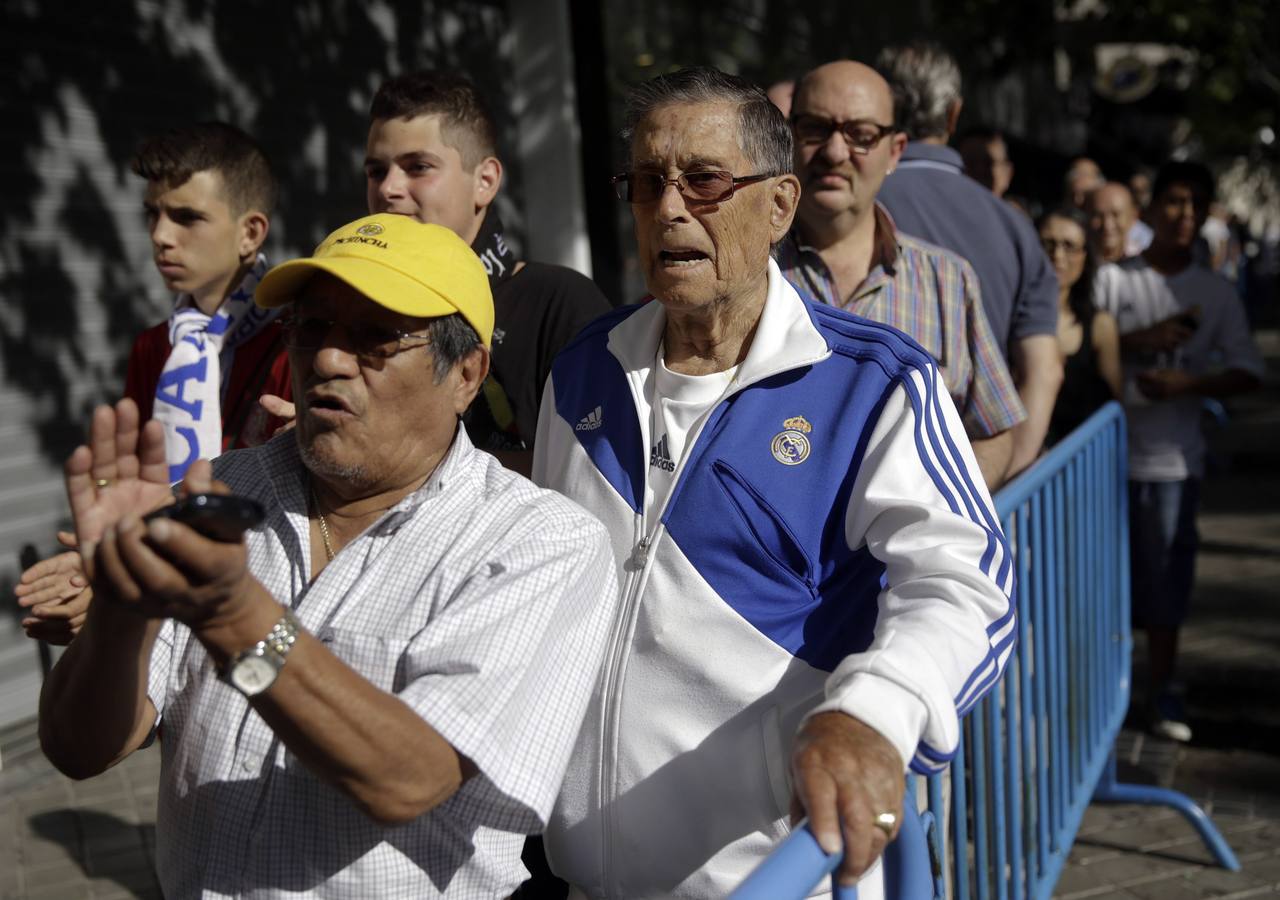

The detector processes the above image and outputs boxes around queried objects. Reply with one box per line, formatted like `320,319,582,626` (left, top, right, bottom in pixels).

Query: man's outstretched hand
790,711,905,886
64,399,174,568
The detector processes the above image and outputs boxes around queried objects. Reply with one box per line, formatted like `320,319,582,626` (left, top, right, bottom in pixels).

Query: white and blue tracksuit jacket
533,261,1015,898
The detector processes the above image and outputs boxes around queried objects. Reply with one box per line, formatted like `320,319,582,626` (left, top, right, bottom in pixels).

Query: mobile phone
143,493,265,542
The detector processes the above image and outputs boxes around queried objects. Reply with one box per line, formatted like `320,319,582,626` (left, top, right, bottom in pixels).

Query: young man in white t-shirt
1094,160,1263,742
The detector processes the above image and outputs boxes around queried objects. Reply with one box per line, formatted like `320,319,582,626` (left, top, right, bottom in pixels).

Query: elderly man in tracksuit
533,67,1015,899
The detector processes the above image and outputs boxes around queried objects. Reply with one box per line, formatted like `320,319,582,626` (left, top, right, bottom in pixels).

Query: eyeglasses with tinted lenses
611,170,773,204
1041,239,1086,256
282,315,432,360
791,115,896,154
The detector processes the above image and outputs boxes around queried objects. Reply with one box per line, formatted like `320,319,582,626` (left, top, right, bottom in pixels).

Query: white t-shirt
1094,257,1263,480
644,347,737,517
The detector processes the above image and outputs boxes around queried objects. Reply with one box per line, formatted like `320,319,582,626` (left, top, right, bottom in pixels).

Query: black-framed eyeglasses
790,115,896,154
281,315,432,360
611,170,774,204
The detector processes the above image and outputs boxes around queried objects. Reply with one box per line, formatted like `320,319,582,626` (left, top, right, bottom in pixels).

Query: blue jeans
1129,479,1200,628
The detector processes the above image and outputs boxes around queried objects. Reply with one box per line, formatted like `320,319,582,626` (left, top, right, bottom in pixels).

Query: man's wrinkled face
144,170,249,311
1149,182,1209,251
628,100,790,316
365,115,484,243
289,274,474,492
1087,184,1137,262
791,63,904,225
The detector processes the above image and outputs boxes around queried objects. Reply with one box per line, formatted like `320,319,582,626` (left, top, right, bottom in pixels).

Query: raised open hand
65,399,174,566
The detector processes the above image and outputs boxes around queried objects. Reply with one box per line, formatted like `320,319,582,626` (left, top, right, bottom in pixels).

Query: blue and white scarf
153,254,275,481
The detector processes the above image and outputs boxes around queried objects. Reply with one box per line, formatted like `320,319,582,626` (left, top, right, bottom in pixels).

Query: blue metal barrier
734,403,1239,898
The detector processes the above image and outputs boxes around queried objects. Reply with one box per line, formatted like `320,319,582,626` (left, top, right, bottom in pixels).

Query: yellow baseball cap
255,213,494,347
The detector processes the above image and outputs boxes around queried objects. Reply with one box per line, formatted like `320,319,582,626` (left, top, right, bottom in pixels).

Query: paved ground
0,730,160,900
2,335,1278,899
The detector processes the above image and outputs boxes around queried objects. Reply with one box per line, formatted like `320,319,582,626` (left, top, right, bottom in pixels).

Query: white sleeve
1093,264,1121,317
805,367,1015,774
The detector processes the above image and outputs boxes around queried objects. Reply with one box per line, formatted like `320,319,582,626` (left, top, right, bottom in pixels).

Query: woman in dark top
1038,207,1122,443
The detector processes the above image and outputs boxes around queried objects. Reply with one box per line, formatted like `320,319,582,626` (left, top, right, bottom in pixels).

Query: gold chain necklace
311,486,336,562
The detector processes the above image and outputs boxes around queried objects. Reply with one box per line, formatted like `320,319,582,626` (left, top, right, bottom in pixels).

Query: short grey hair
622,66,792,176
875,43,962,141
424,313,483,383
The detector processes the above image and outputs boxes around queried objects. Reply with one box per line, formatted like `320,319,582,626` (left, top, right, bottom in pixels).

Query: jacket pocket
712,459,814,589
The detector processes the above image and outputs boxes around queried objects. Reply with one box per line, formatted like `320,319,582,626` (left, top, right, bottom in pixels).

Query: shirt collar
259,419,479,537
605,258,831,389
786,202,901,282
898,141,964,173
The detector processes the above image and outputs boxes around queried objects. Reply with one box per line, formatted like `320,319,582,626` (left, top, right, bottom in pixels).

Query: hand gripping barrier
734,403,1239,899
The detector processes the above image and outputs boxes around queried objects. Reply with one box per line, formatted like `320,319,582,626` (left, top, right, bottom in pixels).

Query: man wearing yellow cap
37,214,619,898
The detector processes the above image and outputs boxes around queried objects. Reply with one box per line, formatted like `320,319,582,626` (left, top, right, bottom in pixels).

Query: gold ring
94,478,113,489
873,811,897,837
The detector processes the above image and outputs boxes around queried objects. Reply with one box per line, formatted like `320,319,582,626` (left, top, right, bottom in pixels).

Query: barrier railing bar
991,676,1009,900
1051,473,1068,846
926,769,947,899
1031,488,1051,878
972,700,990,900
1019,501,1036,896
953,725,971,900
1009,506,1030,900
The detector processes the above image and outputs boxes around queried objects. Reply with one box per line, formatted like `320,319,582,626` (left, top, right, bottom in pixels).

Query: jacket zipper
597,365,741,897
597,365,654,898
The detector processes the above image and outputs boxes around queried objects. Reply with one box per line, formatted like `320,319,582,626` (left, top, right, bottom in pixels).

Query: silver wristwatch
224,608,300,697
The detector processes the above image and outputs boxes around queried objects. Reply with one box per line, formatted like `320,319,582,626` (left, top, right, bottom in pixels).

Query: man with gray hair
534,65,1015,897
876,42,1063,477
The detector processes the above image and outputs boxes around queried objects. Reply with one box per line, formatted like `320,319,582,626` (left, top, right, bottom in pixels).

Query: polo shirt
776,209,1025,438
877,142,1059,355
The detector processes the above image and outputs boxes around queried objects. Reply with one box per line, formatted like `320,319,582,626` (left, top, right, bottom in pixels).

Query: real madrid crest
771,415,812,466
356,222,385,236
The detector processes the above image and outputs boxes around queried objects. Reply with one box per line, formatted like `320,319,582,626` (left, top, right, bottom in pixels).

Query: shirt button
242,759,255,773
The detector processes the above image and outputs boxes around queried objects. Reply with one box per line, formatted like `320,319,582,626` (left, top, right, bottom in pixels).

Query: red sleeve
123,323,172,424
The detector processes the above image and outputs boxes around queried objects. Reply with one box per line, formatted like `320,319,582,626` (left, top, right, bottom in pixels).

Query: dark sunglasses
611,170,774,204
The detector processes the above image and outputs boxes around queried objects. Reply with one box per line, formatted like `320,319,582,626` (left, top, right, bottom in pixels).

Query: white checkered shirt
145,428,619,898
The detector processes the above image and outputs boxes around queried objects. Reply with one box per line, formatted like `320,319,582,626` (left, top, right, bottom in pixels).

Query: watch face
230,655,279,696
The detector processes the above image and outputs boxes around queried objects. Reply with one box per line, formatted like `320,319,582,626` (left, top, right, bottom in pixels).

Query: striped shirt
145,428,618,899
776,209,1026,438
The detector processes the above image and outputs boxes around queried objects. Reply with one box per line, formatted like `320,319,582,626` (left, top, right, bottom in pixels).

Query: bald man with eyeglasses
776,60,1025,491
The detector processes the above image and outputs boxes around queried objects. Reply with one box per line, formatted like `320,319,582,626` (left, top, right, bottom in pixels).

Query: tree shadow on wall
0,0,519,470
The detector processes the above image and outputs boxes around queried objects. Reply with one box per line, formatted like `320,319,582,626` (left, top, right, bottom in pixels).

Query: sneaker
1149,692,1193,742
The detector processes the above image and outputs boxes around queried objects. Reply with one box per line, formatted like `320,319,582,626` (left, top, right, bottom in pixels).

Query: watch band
260,609,300,658
223,608,300,696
